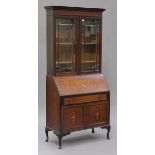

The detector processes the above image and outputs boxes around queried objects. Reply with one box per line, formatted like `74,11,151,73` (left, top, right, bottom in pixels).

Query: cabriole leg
58,136,62,149
100,125,111,139
107,126,111,139
92,128,95,133
54,132,71,149
45,126,51,142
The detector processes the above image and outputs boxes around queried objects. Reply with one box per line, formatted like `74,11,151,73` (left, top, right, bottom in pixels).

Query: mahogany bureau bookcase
44,6,111,149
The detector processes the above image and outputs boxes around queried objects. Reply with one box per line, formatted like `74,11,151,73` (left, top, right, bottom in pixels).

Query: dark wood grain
64,93,108,105
45,6,110,149
53,10,102,17
45,7,103,75
86,101,109,128
46,12,54,75
54,74,109,96
46,74,111,148
46,75,60,132
62,105,84,132
45,6,105,12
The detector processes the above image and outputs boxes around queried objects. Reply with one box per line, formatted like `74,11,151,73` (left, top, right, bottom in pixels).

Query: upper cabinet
45,6,105,75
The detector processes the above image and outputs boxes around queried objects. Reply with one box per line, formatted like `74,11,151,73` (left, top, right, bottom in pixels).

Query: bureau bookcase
44,6,111,149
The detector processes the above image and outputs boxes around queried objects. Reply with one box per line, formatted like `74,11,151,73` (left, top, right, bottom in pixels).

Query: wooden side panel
62,105,84,132
46,75,60,132
46,11,54,75
86,101,109,128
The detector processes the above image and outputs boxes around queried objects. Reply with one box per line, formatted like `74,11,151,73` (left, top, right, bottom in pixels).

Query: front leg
107,126,111,139
55,133,63,149
45,126,51,142
92,128,95,133
100,125,111,139
58,135,62,149
54,132,71,149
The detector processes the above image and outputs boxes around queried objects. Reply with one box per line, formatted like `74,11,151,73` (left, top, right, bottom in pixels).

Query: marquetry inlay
71,112,76,126
94,108,100,122
54,74,109,96
45,6,111,149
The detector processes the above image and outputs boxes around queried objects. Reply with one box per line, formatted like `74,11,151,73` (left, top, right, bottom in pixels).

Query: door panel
62,105,84,131
86,102,108,127
80,18,101,73
55,17,77,74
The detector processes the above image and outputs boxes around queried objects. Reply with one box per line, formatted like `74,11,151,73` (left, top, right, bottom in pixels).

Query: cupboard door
80,18,101,73
55,17,77,74
62,105,84,131
86,102,108,127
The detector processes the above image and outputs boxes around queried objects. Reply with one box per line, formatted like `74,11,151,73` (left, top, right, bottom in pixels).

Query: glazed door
55,17,78,74
80,18,101,73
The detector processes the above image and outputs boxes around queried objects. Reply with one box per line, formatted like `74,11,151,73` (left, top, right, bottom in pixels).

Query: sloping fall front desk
45,73,111,149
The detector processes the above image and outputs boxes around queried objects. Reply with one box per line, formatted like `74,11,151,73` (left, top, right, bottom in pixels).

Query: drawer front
62,105,84,131
86,101,109,127
64,93,108,105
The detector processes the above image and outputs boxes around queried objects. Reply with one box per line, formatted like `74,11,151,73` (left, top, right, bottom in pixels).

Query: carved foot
45,126,51,142
58,136,62,149
107,126,111,139
55,134,63,149
54,132,71,149
100,125,111,139
92,128,95,133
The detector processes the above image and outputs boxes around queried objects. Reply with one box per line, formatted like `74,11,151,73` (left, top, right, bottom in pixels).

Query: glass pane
56,18,76,73
80,19,100,73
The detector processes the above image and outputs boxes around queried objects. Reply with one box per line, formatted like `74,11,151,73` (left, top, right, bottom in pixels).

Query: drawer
64,93,108,105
